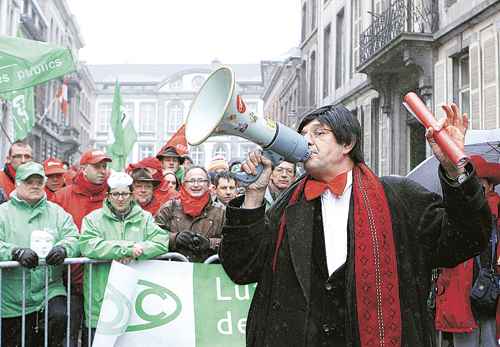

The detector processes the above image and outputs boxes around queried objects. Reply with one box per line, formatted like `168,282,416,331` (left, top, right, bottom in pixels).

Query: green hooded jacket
0,193,80,317
79,200,169,328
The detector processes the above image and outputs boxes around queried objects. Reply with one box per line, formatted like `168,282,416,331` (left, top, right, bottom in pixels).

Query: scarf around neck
273,163,402,347
5,163,16,182
179,185,210,218
74,171,108,196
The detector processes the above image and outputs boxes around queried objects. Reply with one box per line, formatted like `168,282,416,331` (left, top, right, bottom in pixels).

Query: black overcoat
220,167,492,347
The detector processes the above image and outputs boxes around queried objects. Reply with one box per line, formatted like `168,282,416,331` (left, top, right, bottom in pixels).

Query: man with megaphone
218,102,492,347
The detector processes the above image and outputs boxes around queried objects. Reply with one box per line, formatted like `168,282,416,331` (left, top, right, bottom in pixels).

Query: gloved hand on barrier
45,245,67,265
11,248,39,268
175,231,210,253
191,233,210,252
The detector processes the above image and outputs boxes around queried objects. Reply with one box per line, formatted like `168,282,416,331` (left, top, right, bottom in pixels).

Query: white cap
107,171,133,189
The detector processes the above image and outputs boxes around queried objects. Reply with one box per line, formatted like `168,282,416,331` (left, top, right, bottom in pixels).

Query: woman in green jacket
79,172,169,342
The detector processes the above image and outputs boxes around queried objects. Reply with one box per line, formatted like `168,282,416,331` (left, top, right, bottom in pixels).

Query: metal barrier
203,254,220,264
0,252,189,347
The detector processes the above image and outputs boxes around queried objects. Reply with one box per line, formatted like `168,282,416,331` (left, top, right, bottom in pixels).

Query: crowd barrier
0,252,220,347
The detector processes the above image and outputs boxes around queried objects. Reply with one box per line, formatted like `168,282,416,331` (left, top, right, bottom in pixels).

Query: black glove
175,231,197,251
191,233,210,253
45,245,67,266
175,231,210,253
11,248,39,268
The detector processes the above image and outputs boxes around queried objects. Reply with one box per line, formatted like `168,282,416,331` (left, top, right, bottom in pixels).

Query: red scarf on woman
179,185,210,218
273,164,402,347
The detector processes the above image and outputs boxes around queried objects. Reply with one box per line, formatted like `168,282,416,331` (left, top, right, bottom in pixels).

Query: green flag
0,87,34,140
0,36,76,93
107,81,137,171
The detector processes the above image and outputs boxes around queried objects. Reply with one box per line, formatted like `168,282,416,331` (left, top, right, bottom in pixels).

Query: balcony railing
359,0,438,66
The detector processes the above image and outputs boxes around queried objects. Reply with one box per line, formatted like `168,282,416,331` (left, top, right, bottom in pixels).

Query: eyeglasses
109,192,132,199
301,127,333,140
184,178,209,185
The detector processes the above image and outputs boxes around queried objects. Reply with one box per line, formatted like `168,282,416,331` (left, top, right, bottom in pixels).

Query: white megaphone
185,66,310,185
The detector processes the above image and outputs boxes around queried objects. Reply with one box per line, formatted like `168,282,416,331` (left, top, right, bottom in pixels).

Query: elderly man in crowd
156,166,225,262
43,158,68,202
130,167,163,215
0,162,79,347
79,172,168,344
0,140,33,198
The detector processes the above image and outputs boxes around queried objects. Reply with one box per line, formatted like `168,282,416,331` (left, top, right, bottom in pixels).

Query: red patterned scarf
273,163,401,347
179,185,210,218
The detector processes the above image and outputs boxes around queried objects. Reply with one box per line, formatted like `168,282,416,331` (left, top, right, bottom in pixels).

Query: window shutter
469,41,481,129
363,101,372,166
481,28,499,129
434,60,447,119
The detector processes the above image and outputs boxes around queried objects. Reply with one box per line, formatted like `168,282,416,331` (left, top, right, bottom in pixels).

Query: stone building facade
0,0,93,163
89,62,262,167
267,0,499,176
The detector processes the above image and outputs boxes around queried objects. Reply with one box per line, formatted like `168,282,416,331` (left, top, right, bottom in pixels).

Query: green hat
15,162,46,183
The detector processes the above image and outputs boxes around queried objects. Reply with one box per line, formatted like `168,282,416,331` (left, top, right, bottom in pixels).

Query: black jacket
220,167,491,347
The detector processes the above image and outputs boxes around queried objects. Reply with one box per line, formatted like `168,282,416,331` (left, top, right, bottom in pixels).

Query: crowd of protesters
0,103,499,347
0,138,298,346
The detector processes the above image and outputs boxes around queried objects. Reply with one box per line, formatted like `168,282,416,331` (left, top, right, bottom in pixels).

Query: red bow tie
304,172,348,201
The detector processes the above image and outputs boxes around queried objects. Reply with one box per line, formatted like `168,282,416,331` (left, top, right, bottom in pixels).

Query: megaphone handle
233,164,264,187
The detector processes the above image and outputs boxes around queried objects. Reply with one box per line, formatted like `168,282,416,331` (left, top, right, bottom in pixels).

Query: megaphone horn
185,66,310,184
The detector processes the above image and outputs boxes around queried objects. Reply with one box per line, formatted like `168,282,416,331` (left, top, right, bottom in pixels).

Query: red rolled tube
403,92,468,168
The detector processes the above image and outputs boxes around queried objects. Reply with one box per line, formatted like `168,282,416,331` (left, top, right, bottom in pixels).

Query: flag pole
0,119,13,145
37,95,58,125
0,100,13,145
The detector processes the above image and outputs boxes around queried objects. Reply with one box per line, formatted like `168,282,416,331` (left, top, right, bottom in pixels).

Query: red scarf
73,171,108,196
5,163,16,182
273,164,401,347
179,185,210,218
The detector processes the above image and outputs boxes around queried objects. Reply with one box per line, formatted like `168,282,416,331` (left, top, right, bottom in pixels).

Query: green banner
93,261,255,347
0,36,76,93
1,87,34,140
194,264,256,346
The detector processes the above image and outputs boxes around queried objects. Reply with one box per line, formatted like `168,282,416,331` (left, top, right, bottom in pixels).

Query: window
97,103,112,133
453,54,470,121
309,52,316,107
95,143,107,152
167,101,184,132
351,0,362,76
138,144,155,160
190,145,205,165
212,144,228,160
458,56,470,118
323,24,331,98
335,9,345,89
139,103,156,133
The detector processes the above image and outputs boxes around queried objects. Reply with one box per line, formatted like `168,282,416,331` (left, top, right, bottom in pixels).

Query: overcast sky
66,1,301,65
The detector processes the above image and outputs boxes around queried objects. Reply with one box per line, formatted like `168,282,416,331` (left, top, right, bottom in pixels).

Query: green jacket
79,200,169,328
0,193,79,317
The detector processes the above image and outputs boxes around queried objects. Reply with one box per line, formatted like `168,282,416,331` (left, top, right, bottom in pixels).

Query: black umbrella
406,129,500,195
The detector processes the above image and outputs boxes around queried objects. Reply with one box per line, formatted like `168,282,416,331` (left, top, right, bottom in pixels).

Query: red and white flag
56,80,68,116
